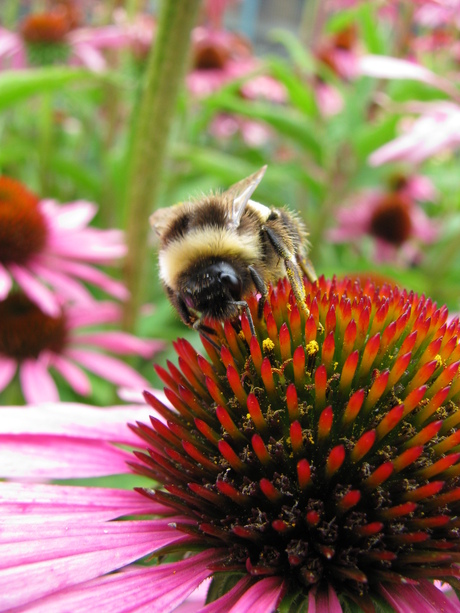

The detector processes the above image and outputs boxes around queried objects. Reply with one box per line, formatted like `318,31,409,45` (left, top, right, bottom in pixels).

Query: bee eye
219,271,242,300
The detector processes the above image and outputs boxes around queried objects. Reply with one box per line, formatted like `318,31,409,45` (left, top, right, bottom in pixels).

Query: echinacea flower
328,179,437,262
0,4,129,71
0,176,127,315
0,291,162,403
2,276,460,611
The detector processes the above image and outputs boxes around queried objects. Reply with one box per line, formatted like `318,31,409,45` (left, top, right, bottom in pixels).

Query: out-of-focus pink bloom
0,6,130,71
0,294,162,403
315,24,360,81
314,78,344,116
209,113,273,147
369,101,460,165
328,178,438,263
415,0,460,29
186,27,257,97
0,176,127,316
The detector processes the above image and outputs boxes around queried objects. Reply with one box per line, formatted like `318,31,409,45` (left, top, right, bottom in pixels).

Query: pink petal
66,348,150,389
66,301,122,328
0,356,16,392
0,521,189,611
29,260,94,303
19,359,59,403
379,580,460,613
74,331,164,358
71,43,107,71
40,199,97,230
227,576,286,613
0,434,133,479
0,403,154,445
20,550,220,613
308,584,342,613
49,229,126,262
9,264,60,316
46,258,129,300
50,354,92,396
0,263,12,298
199,577,253,612
68,25,131,48
0,482,165,521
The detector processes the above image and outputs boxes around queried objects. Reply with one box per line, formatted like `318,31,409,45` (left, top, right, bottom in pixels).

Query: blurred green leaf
0,67,105,111
269,29,315,73
267,57,318,116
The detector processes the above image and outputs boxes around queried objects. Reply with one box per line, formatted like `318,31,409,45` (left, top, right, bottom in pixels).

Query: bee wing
225,165,267,229
149,204,184,238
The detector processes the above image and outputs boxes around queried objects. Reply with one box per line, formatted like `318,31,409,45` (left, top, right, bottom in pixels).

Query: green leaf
205,573,245,604
268,29,315,73
0,67,104,111
267,57,318,117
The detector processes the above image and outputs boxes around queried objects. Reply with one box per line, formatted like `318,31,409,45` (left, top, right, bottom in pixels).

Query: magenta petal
19,359,59,403
11,549,220,613
0,521,189,611
9,264,60,316
50,355,92,396
225,576,286,613
67,301,122,327
0,403,153,444
0,434,133,479
0,356,16,392
0,263,12,298
74,331,164,358
0,482,166,521
40,199,97,230
199,576,253,612
29,260,94,303
47,258,129,300
308,584,343,613
66,348,150,388
379,580,460,613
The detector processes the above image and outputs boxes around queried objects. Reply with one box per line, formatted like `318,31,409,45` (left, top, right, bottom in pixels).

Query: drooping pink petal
10,549,220,613
379,579,460,613
0,521,191,611
71,43,107,71
308,584,343,613
46,258,129,300
0,356,16,392
0,403,154,445
66,348,150,389
68,26,131,49
0,482,166,521
199,576,253,612
39,199,97,231
29,260,94,303
0,29,21,62
227,576,286,613
66,301,122,328
50,354,92,396
19,359,59,403
49,229,126,261
0,434,133,479
0,262,12,298
9,264,60,316
74,331,164,358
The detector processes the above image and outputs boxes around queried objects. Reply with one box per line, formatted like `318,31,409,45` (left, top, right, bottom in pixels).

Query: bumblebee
150,166,317,336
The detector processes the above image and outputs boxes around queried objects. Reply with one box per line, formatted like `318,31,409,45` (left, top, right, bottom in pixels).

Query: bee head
180,261,243,319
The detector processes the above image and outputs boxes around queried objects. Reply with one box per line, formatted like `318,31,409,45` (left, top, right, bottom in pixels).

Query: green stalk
122,0,202,330
38,91,53,196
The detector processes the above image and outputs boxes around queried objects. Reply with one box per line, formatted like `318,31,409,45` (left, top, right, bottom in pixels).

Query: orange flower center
0,292,67,360
369,194,412,246
0,177,48,265
193,41,230,70
20,11,71,44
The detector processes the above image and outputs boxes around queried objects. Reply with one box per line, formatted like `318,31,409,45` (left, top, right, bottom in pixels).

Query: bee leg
297,254,317,284
193,320,222,352
248,265,268,319
262,226,309,315
229,300,256,337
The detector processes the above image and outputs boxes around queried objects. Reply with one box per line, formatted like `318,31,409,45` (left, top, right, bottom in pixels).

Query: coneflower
1,276,459,612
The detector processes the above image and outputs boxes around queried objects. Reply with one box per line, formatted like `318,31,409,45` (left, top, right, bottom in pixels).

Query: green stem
122,0,202,330
298,0,327,49
38,92,53,196
1,0,20,29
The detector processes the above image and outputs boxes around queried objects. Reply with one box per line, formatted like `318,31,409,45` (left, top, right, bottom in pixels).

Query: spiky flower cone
132,276,460,611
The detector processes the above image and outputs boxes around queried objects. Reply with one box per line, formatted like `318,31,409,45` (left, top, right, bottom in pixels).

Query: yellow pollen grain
238,331,245,341
263,338,275,352
435,354,443,368
306,340,319,355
